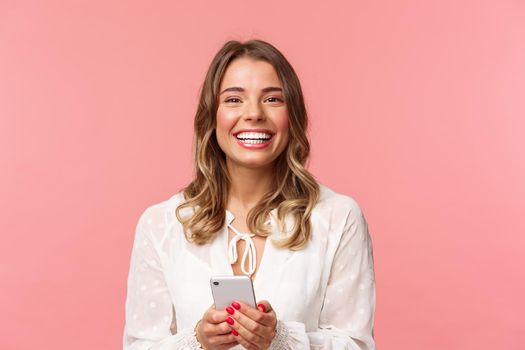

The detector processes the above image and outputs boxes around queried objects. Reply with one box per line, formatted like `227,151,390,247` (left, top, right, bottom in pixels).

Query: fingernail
226,316,234,325
257,303,266,313
226,306,234,315
232,329,238,336
231,301,241,310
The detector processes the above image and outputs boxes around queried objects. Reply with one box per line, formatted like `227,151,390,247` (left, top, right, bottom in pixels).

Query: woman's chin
230,157,276,170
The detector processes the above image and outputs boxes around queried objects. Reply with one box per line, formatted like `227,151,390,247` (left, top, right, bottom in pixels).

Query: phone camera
213,281,219,286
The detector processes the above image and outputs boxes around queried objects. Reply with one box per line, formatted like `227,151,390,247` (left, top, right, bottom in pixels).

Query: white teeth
239,139,268,144
236,131,272,140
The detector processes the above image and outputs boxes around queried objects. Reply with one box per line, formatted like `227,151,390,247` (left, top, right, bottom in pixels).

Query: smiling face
215,57,290,170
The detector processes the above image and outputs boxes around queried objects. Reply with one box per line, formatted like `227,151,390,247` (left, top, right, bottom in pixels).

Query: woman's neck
226,160,274,212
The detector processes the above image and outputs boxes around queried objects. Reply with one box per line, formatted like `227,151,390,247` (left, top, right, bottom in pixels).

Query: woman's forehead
220,58,282,90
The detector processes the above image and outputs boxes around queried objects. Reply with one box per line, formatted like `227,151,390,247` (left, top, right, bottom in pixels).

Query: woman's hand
196,304,239,350
225,300,277,350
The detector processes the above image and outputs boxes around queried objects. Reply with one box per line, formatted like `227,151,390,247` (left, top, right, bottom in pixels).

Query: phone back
210,275,257,310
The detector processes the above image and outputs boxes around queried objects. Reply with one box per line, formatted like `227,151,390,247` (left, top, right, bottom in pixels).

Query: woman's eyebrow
220,87,244,95
219,86,283,95
261,86,283,93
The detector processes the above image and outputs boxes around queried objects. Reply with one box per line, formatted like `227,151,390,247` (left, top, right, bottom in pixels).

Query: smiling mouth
235,132,273,144
237,138,271,144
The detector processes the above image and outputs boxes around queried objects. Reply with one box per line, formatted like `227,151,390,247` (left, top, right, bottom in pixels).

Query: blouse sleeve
123,207,203,350
270,201,377,350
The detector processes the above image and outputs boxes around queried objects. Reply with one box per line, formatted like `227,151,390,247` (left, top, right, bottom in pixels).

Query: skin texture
195,305,239,350
226,300,277,350
215,57,289,175
196,57,285,349
196,301,277,350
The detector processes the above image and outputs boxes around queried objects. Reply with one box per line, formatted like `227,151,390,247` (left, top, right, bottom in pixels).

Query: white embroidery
269,320,290,349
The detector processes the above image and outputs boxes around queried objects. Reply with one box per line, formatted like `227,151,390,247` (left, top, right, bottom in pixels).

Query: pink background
1,1,524,349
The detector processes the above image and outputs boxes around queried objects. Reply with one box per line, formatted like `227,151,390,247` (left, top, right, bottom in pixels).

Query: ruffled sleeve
269,321,310,349
123,206,203,350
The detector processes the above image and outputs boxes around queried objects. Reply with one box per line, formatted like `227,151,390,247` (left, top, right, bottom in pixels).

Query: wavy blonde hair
175,39,320,250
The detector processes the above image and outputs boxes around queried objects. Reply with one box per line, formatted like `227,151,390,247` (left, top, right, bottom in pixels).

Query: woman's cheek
275,107,289,128
217,105,239,122
216,108,237,140
275,110,290,139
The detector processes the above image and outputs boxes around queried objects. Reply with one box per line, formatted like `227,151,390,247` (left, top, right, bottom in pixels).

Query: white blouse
123,183,376,349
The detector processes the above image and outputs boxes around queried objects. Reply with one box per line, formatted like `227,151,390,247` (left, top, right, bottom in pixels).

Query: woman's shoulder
313,184,370,248
316,182,366,220
135,190,188,230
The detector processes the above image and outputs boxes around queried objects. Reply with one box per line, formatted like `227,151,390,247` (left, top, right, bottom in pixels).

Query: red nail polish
232,329,238,336
226,306,234,315
231,301,241,310
226,316,234,325
257,303,266,313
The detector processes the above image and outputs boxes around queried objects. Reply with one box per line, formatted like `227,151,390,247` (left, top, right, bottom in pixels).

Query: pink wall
1,1,524,349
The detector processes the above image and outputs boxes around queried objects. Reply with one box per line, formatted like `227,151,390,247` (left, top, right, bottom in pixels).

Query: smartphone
210,275,257,310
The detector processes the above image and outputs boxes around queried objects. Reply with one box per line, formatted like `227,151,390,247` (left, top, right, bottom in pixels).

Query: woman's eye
265,97,283,103
225,97,241,103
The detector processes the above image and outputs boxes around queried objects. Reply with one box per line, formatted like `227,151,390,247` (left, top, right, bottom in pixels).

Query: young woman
123,39,376,349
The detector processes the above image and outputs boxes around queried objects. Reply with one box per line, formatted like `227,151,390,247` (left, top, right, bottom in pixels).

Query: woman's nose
243,100,265,121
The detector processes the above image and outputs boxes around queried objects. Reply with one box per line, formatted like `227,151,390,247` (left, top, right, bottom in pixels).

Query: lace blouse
123,183,376,349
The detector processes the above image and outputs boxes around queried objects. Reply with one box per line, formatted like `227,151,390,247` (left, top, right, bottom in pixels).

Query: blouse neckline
221,208,293,290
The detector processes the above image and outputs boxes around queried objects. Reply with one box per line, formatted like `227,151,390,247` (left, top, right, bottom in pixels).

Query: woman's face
216,57,289,170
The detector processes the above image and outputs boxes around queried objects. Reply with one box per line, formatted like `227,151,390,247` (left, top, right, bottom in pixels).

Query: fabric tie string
227,224,256,276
